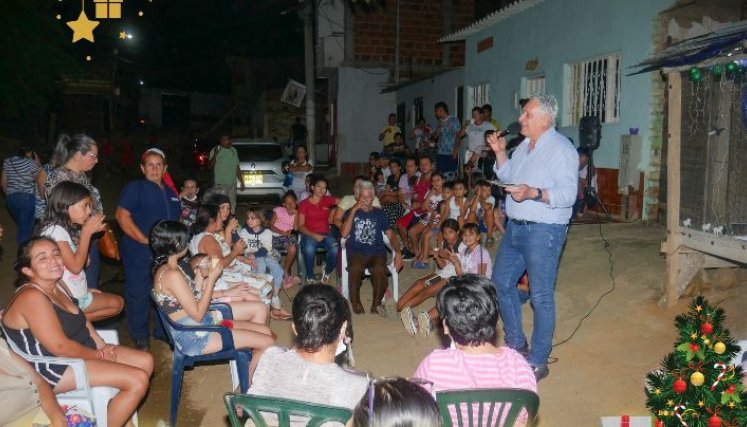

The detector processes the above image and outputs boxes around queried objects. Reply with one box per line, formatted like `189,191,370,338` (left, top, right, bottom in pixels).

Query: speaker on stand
578,116,610,219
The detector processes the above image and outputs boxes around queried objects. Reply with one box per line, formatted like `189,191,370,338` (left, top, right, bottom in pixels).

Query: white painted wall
336,67,394,169
394,68,465,146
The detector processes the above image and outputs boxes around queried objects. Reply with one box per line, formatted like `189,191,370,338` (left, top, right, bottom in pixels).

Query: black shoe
134,338,150,351
530,364,549,381
402,250,415,261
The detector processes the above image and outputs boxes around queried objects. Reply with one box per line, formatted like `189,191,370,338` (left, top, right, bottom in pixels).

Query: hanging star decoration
67,0,99,43
695,305,703,312
119,30,127,40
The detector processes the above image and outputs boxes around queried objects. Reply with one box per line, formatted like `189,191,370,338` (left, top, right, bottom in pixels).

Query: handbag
98,225,120,260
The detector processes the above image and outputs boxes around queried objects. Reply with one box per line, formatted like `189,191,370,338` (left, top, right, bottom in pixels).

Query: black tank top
2,284,96,357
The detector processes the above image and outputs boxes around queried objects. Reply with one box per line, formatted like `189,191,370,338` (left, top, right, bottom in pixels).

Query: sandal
270,308,292,320
400,307,418,336
418,311,433,336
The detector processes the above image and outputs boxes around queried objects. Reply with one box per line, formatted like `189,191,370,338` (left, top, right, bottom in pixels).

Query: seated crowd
1,138,536,426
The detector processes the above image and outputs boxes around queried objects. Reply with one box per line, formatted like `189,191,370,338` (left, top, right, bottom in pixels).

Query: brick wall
353,0,474,67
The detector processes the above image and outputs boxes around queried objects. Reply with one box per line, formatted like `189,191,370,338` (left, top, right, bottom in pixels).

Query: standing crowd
1,93,580,426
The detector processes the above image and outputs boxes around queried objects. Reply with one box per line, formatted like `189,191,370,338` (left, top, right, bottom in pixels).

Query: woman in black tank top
1,237,152,426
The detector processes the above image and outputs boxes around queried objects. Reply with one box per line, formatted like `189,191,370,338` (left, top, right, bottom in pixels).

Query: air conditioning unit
618,134,642,195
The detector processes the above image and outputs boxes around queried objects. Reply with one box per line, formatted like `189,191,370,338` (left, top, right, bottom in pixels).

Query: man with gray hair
341,180,403,315
486,94,578,381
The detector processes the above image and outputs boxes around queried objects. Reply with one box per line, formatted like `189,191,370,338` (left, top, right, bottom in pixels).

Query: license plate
243,174,263,186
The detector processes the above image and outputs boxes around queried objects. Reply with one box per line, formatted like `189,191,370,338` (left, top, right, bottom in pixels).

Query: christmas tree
645,296,747,427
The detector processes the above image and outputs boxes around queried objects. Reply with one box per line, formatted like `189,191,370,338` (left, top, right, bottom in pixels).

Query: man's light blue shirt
494,128,579,224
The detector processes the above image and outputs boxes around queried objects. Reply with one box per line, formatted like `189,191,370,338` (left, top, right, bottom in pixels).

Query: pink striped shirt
414,347,537,426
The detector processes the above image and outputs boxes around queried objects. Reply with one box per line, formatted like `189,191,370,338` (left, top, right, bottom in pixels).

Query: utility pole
301,1,316,165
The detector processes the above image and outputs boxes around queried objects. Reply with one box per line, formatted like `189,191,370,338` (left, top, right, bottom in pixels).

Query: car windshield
235,144,284,162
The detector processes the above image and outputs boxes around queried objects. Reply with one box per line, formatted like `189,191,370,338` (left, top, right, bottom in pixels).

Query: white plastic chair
340,233,399,302
1,327,138,427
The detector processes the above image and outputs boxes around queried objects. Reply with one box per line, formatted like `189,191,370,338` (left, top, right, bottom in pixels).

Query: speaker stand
583,151,611,221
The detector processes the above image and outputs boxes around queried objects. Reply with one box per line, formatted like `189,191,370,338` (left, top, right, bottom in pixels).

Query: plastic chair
224,393,352,427
436,388,539,427
1,327,137,427
156,302,253,427
340,233,399,302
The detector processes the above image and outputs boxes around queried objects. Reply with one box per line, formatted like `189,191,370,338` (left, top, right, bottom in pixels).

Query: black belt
509,218,539,225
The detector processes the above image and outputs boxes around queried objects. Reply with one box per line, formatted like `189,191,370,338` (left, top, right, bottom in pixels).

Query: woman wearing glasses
44,133,105,289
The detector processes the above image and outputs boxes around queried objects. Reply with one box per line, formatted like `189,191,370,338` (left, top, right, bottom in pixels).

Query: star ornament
67,10,100,43
119,31,127,39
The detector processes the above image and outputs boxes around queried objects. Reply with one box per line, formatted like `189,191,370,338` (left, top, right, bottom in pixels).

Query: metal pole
395,0,400,85
302,2,316,165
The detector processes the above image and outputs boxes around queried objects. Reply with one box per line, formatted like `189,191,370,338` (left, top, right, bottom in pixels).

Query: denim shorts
170,312,216,356
77,291,94,310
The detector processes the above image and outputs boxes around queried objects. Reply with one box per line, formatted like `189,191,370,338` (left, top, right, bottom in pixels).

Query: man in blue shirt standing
431,101,461,176
486,94,578,381
116,148,182,350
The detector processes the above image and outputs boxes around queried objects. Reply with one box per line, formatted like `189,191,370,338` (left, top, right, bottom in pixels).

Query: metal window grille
470,82,491,111
525,76,545,97
413,97,424,126
564,53,621,126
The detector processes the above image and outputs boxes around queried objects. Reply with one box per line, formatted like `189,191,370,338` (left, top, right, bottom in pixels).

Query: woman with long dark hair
150,221,274,376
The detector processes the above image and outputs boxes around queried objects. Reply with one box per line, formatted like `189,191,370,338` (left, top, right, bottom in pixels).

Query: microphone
496,122,521,138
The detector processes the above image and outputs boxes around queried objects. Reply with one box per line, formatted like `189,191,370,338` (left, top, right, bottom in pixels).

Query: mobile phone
424,276,441,287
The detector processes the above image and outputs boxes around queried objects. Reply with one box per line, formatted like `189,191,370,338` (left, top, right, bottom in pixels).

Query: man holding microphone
486,94,578,381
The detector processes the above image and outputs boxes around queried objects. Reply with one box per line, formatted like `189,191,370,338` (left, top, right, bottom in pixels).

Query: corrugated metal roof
438,0,545,43
631,20,747,73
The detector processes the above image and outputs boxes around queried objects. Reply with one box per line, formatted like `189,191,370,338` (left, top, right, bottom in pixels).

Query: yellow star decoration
691,333,699,340
695,305,702,312
67,10,100,43
728,401,736,408
667,399,674,407
654,388,662,395
119,31,127,39
697,400,705,407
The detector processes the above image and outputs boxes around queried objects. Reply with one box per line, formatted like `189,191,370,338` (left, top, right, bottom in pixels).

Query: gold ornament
714,341,726,354
695,305,703,312
691,333,699,340
654,388,662,395
703,337,711,346
697,400,705,407
66,0,100,43
728,401,736,408
667,399,675,407
691,371,705,386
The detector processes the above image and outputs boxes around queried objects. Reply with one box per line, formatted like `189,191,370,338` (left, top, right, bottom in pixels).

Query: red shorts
396,211,422,229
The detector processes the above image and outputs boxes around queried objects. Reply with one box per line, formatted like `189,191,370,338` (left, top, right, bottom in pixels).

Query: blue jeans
6,192,36,246
491,221,568,367
301,234,338,278
255,256,284,290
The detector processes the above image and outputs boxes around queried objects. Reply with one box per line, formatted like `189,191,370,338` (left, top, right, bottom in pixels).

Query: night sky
56,0,304,92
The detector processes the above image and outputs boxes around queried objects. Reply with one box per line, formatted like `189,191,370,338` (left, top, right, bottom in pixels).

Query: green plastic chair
224,393,352,427
436,388,539,427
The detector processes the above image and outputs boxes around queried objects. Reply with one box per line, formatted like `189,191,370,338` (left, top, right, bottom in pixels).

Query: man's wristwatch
532,188,543,201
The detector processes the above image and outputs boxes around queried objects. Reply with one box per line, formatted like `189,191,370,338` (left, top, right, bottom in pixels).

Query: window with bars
563,53,621,126
469,82,491,112
524,76,545,98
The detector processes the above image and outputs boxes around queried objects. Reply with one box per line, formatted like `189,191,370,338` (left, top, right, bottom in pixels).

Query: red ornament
690,342,701,352
701,322,714,335
726,384,735,393
708,414,722,427
673,378,687,394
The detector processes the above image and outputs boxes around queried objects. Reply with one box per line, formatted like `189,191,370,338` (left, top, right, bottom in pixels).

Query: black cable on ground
551,207,617,350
